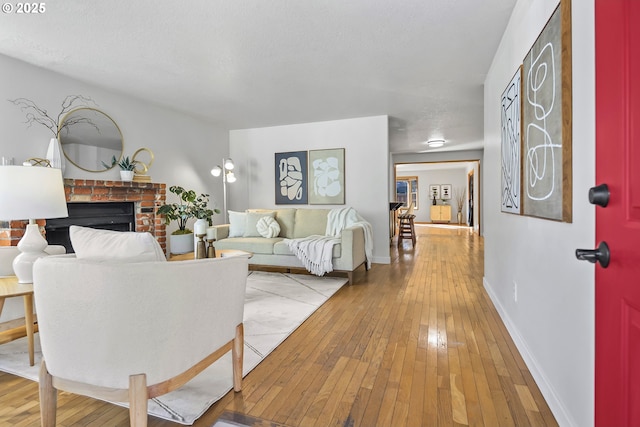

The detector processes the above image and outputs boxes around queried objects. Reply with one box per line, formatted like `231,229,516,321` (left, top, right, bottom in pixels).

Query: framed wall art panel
275,151,308,204
308,148,345,204
429,185,440,201
522,0,572,222
501,66,523,215
441,184,452,200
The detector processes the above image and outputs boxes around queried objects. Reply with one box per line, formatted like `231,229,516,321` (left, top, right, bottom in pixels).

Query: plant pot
457,211,463,225
120,170,134,181
170,232,194,254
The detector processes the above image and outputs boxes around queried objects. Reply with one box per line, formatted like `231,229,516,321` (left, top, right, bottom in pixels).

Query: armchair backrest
33,255,249,390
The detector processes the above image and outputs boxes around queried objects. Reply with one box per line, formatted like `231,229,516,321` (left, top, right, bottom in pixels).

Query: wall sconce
211,158,236,223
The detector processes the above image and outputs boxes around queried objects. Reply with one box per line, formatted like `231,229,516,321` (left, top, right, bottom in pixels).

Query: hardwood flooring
0,225,557,426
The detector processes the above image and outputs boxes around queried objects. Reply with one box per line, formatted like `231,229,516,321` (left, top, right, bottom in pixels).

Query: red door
595,1,640,425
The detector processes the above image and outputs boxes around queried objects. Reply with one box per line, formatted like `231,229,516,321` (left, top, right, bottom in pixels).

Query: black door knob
575,241,610,268
588,183,610,207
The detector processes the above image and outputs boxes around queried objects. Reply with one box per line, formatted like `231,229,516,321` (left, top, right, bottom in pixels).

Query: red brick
72,187,92,195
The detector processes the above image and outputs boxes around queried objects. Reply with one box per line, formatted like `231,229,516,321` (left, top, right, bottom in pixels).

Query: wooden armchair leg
129,374,148,427
39,360,57,427
232,323,244,392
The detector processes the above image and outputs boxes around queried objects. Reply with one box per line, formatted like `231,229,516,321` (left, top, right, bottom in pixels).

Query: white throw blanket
326,207,373,269
285,207,374,276
285,235,341,276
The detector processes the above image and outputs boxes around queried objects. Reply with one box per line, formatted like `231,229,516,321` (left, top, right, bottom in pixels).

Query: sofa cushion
228,210,246,237
274,209,296,238
244,211,276,237
293,209,330,238
69,225,166,262
256,216,280,238
215,237,282,254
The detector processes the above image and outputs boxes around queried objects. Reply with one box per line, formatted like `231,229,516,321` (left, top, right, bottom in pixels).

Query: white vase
170,233,194,255
120,170,134,181
46,137,66,175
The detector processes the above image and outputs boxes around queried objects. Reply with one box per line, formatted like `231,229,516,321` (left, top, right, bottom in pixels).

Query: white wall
0,54,229,228
483,1,595,426
229,116,391,264
0,54,229,322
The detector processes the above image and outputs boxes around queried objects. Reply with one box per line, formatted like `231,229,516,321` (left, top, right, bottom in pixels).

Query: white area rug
0,271,347,425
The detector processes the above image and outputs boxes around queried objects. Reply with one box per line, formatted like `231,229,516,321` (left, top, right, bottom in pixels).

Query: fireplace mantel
0,179,167,254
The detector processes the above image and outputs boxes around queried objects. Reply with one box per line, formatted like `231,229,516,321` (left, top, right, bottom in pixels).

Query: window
396,176,418,209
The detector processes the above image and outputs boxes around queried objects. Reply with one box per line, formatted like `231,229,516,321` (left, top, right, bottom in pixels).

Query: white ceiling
396,161,472,173
0,0,515,154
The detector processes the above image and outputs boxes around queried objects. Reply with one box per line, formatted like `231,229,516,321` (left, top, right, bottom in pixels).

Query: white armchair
33,254,250,427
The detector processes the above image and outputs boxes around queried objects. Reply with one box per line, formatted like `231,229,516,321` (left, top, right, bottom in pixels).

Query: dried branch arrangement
453,187,466,212
8,95,98,137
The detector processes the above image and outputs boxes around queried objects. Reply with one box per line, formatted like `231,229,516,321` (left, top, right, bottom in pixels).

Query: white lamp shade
0,166,68,220
210,166,222,177
224,158,234,170
226,172,236,183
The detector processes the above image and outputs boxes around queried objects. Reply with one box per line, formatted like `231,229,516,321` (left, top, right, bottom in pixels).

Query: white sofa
210,208,369,283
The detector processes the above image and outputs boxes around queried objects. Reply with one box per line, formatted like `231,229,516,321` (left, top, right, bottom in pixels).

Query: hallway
0,225,558,426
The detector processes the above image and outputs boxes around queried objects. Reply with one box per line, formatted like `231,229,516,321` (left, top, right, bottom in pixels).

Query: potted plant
156,185,220,254
102,155,137,181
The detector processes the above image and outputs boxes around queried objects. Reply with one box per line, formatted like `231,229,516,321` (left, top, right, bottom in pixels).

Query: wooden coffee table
169,250,252,261
0,276,35,366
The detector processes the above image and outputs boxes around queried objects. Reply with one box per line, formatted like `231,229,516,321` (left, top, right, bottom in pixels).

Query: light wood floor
0,225,557,426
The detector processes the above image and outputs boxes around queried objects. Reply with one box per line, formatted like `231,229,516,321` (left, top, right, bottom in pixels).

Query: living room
0,0,606,426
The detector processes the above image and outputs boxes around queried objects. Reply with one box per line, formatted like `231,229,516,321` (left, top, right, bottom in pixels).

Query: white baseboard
482,276,575,427
371,256,391,264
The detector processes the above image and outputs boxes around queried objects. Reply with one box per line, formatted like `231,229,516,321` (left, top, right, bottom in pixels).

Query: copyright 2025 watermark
2,3,47,14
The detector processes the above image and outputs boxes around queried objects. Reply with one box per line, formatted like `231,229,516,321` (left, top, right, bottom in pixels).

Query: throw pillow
69,225,166,262
228,210,246,237
244,211,276,237
256,216,281,238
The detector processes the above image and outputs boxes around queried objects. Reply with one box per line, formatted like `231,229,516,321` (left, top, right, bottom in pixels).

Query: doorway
394,160,480,234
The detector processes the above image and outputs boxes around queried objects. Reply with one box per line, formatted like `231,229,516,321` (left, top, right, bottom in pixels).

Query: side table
169,250,252,261
0,276,35,366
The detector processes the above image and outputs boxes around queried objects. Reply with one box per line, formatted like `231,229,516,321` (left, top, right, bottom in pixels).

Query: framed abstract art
308,148,345,205
275,151,307,204
522,0,572,222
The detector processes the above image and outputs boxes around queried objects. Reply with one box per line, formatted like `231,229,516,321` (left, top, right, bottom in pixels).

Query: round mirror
58,108,123,172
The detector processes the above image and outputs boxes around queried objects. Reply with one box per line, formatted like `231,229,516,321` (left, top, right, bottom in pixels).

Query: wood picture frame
521,0,572,222
501,66,523,215
308,148,345,205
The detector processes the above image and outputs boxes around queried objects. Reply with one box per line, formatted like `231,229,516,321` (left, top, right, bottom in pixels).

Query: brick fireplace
0,179,167,254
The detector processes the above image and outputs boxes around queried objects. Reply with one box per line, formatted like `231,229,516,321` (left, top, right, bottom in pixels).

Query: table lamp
0,166,69,283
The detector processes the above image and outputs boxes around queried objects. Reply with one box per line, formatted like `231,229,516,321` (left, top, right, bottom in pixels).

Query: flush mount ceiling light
427,139,446,148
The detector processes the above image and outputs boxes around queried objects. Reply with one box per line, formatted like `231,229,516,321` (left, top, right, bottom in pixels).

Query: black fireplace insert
45,202,136,253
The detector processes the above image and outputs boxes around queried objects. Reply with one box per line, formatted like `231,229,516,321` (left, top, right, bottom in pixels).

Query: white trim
483,276,576,427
